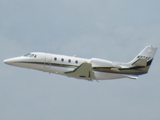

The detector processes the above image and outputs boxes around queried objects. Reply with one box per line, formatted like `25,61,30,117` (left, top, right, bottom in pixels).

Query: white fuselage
4,46,157,80
4,52,126,80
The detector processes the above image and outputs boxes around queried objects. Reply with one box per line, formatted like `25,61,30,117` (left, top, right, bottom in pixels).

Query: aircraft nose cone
4,57,25,67
3,58,19,65
3,60,6,63
4,59,12,65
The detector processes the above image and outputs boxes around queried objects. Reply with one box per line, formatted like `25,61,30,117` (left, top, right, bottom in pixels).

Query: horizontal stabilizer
125,75,138,80
132,58,147,66
65,62,95,80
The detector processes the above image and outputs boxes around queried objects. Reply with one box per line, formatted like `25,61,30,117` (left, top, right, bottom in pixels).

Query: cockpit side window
24,53,31,57
24,53,36,58
30,54,34,57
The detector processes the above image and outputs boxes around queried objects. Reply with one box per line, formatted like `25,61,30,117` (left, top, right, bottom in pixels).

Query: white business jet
4,45,157,80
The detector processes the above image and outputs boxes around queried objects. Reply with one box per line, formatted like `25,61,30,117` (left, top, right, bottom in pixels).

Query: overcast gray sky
0,0,160,120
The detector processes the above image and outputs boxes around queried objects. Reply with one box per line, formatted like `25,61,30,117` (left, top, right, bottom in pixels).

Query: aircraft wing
65,62,95,80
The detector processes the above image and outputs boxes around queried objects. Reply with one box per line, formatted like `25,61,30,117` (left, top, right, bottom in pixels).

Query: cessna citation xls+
4,46,157,81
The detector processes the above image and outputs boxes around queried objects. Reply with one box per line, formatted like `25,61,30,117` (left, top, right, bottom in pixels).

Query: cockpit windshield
24,53,36,58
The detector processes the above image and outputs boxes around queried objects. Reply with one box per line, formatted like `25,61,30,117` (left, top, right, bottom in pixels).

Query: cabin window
61,58,64,62
54,57,57,61
68,59,71,63
75,60,78,64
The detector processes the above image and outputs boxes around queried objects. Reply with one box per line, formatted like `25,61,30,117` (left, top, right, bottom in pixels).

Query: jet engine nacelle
90,58,112,67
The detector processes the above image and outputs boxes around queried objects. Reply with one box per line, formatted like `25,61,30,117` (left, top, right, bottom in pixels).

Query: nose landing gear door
44,54,52,68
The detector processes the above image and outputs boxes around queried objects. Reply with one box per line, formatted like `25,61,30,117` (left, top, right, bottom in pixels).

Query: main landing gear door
44,54,52,68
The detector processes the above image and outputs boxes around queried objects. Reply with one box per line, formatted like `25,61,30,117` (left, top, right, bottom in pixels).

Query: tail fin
129,45,158,72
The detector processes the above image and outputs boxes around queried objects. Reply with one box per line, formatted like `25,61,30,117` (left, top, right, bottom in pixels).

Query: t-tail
128,45,158,75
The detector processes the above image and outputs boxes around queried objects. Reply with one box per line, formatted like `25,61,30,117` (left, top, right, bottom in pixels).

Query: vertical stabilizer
130,46,157,64
129,46,157,73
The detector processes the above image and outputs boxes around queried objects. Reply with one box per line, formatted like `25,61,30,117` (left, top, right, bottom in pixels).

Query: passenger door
44,54,52,68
